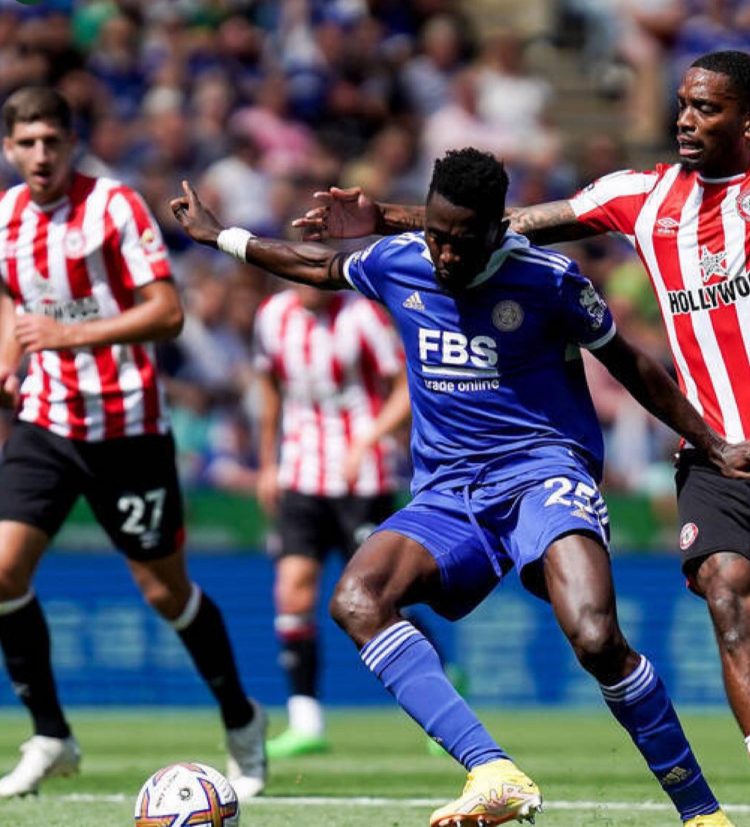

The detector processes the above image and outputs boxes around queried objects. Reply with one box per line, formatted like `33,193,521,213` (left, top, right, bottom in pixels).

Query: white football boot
225,699,268,801
0,734,81,797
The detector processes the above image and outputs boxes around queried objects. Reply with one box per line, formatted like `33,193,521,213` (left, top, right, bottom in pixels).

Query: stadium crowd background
2,0,749,548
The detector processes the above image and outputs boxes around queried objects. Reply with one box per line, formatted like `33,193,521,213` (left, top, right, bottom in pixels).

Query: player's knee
706,587,747,652
142,580,190,620
0,566,31,601
567,611,624,669
329,572,387,641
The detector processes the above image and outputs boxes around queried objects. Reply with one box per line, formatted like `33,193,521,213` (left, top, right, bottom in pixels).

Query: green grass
0,707,747,827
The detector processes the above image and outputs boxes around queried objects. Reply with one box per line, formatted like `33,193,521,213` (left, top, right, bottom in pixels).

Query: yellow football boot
430,759,542,827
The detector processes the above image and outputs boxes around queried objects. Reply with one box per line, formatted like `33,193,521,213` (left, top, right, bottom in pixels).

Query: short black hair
691,50,750,110
2,86,72,135
428,148,508,219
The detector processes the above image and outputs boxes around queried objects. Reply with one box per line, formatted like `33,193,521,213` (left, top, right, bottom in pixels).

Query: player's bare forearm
596,335,750,477
366,370,411,445
256,372,282,470
15,281,183,352
378,203,424,235
507,201,598,244
0,291,23,371
243,238,349,290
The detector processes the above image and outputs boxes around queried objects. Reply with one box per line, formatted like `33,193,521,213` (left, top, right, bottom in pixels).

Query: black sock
0,596,71,738
176,592,253,729
281,634,318,698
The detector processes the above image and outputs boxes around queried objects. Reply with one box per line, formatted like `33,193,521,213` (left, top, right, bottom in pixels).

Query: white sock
744,734,750,756
288,695,324,737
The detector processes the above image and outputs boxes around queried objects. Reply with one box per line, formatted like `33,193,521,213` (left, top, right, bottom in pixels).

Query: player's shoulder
0,181,27,207
509,243,577,280
350,231,428,264
256,288,296,318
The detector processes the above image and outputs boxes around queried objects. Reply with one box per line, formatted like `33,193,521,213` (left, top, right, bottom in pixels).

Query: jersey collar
465,230,530,289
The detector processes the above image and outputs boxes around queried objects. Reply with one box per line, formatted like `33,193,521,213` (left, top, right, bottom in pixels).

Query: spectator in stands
398,14,469,118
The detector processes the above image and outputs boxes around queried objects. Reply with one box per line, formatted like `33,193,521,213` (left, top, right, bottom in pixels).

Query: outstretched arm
593,332,750,478
506,201,599,244
292,187,599,245
171,180,350,289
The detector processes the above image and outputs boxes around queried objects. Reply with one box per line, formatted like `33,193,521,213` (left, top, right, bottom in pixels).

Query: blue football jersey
342,230,615,495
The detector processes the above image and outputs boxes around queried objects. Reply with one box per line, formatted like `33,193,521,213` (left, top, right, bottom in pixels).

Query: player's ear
2,137,15,166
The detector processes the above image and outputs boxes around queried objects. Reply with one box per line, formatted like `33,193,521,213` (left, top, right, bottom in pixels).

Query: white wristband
216,227,255,260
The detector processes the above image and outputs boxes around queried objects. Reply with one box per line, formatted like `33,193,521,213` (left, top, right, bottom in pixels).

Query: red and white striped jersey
571,163,750,443
0,172,172,440
253,290,404,496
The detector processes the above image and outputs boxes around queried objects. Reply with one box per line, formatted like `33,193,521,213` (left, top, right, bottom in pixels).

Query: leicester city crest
492,300,524,332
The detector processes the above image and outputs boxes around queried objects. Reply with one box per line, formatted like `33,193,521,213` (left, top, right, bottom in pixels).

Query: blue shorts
376,456,609,620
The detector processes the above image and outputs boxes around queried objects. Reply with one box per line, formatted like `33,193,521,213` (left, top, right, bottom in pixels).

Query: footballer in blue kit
342,228,612,611
172,148,750,827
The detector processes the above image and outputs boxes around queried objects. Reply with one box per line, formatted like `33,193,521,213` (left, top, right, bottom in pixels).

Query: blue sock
601,655,719,821
361,620,507,769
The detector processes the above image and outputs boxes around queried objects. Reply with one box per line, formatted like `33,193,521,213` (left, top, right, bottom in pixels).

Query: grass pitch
0,707,747,827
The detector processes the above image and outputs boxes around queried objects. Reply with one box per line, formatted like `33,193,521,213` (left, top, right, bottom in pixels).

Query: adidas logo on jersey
403,291,425,310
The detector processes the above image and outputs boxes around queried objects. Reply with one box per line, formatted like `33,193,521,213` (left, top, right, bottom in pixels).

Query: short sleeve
569,169,658,237
107,187,171,287
558,263,616,351
342,237,394,302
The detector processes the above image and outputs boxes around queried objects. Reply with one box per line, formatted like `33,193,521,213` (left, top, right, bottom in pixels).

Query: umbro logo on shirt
403,291,425,310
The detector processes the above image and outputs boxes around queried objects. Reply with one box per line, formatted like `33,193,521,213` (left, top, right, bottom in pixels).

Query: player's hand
0,368,20,409
712,440,750,479
291,187,378,241
14,313,71,352
170,180,224,246
257,464,281,516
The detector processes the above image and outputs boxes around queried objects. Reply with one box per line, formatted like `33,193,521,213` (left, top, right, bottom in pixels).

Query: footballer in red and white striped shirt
253,285,405,497
0,171,171,440
0,87,265,798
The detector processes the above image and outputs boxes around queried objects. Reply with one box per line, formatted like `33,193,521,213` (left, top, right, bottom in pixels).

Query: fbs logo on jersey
403,291,425,311
679,522,699,550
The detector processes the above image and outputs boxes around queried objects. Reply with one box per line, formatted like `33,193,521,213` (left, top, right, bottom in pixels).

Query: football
134,762,240,827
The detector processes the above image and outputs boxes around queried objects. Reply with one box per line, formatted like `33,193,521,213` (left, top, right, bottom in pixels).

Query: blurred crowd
1,0,746,511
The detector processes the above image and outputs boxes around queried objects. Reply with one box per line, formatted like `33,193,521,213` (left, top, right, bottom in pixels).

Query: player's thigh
352,491,501,621
339,529,440,607
676,449,750,594
0,521,49,598
81,433,185,561
331,493,396,559
0,423,81,575
274,554,322,613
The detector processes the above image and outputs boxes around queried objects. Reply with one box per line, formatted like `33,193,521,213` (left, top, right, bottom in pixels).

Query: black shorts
272,490,395,562
0,422,184,560
675,449,750,581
